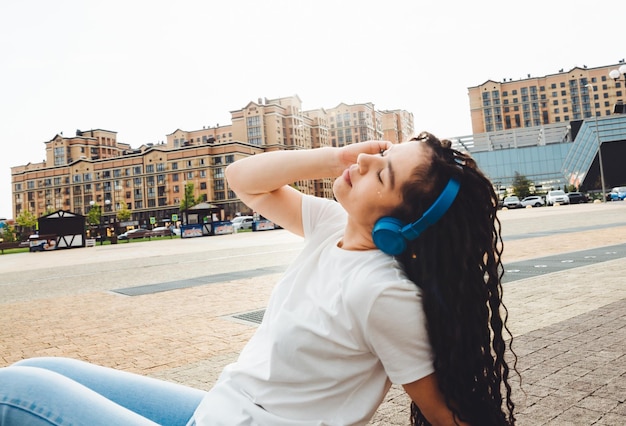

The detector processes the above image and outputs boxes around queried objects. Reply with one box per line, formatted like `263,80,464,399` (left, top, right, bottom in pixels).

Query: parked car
567,192,588,204
521,196,545,207
609,186,626,201
231,215,254,231
118,228,151,240
149,226,174,237
546,190,570,206
502,196,522,209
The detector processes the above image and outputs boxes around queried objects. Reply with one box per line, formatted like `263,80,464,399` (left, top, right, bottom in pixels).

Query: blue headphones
372,178,461,256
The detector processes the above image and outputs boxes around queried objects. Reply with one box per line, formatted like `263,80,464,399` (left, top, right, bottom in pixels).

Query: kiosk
180,202,233,238
36,210,87,249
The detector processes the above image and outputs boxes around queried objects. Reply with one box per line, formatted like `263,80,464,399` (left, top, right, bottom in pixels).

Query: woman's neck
339,219,376,251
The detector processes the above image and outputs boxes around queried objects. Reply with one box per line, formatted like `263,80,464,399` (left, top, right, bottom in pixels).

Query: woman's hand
336,140,394,175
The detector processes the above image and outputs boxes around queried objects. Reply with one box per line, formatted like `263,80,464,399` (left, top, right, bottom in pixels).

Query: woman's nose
357,153,379,174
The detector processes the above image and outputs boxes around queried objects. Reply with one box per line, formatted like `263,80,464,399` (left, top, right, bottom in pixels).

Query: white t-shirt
191,195,433,426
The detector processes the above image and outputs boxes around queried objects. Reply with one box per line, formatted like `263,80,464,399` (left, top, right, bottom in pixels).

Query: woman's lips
343,168,352,186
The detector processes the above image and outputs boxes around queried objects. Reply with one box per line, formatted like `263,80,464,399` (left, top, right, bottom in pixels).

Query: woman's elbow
225,163,240,192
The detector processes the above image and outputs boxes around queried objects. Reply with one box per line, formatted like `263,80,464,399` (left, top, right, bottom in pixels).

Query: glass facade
562,114,626,189
469,114,626,192
473,143,571,190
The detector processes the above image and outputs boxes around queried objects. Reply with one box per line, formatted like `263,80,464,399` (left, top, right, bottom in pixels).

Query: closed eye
377,150,388,183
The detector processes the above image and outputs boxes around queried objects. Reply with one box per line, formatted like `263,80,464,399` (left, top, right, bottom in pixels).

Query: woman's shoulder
302,194,346,238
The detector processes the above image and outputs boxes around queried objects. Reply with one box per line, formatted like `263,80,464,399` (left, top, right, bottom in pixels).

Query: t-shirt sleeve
301,194,347,239
364,282,434,385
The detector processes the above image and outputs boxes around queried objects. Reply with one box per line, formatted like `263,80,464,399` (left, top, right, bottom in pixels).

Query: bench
0,241,23,254
147,229,174,238
127,232,150,240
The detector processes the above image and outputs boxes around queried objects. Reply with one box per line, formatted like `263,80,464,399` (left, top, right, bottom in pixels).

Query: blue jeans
0,357,206,426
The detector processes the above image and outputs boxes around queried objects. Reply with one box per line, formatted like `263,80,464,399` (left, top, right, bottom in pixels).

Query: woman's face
333,141,431,229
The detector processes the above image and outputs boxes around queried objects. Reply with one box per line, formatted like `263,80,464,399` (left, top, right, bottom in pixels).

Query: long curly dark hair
391,131,517,425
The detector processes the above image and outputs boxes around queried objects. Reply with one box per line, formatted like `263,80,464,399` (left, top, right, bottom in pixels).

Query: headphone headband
400,178,461,240
372,178,461,255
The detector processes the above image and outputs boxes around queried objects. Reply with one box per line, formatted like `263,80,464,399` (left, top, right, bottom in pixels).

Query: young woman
0,132,516,425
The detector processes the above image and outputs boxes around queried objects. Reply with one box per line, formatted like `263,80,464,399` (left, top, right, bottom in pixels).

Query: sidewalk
1,202,625,425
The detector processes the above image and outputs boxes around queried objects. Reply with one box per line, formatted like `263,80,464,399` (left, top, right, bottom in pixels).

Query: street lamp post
89,200,111,244
585,84,607,202
104,199,115,244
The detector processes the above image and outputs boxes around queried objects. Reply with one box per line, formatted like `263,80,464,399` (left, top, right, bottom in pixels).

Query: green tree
512,172,532,199
116,203,132,222
16,210,37,234
180,182,203,210
86,203,102,227
1,223,17,242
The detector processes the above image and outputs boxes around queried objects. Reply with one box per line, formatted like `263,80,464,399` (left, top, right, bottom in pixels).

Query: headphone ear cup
372,217,407,256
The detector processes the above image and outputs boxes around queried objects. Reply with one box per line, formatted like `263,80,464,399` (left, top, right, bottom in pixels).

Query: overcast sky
1,0,622,219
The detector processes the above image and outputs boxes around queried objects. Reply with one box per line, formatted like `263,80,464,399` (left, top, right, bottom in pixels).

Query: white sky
0,0,622,219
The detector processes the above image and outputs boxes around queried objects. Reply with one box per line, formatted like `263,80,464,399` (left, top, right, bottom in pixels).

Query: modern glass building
562,114,626,192
472,142,572,192
450,114,626,195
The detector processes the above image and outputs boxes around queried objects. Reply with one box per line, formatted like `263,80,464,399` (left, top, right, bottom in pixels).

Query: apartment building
468,63,626,134
10,96,414,227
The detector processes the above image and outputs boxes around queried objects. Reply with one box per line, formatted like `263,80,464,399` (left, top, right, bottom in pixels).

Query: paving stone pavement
1,201,625,425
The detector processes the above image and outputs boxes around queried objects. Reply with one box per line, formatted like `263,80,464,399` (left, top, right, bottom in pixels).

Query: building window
172,162,178,170
187,172,194,179
133,166,142,175
54,147,65,166
146,164,154,173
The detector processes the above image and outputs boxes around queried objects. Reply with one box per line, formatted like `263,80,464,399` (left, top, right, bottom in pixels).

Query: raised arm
225,141,391,237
